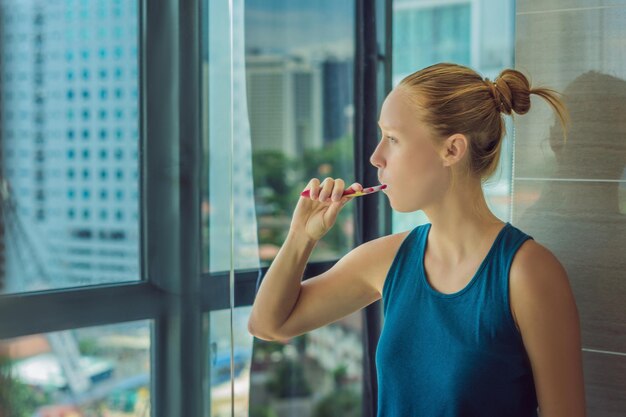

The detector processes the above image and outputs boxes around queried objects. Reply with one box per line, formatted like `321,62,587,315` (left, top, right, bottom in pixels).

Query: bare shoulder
510,239,570,290
344,229,413,297
511,238,563,273
509,240,586,415
509,239,575,331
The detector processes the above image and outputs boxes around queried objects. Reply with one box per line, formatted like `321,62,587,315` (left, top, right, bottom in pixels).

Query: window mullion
143,0,203,416
355,0,391,416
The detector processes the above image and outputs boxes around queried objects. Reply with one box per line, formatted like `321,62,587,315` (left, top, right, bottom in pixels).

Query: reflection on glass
0,321,151,417
0,1,140,294
515,71,626,351
391,0,515,232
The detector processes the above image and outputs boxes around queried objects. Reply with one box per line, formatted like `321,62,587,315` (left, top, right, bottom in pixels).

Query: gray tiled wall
514,2,626,416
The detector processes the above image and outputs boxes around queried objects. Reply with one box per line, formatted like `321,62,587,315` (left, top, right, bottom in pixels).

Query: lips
378,178,388,192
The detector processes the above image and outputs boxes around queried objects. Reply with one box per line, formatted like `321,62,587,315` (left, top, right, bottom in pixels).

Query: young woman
248,63,586,417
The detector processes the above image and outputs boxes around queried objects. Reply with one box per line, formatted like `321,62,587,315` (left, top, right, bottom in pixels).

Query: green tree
265,358,312,399
312,387,361,417
249,405,279,417
253,134,356,255
299,134,353,183
294,134,355,253
0,357,49,417
252,150,292,216
312,364,361,417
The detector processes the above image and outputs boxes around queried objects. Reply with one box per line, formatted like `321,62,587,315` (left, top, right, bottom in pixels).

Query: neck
422,178,505,265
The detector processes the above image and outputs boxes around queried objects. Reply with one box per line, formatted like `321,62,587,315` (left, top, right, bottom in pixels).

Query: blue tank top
375,222,538,417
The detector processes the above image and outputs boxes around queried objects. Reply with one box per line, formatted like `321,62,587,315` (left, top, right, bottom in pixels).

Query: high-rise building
245,54,323,157
393,0,514,85
393,0,472,84
322,58,354,144
0,1,139,292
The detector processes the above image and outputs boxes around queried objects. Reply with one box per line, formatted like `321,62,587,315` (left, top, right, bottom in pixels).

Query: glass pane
202,0,362,415
0,0,141,294
203,0,360,271
246,0,356,266
0,320,151,416
203,0,259,274
391,0,515,232
201,0,357,272
206,308,364,417
248,315,364,417
207,308,253,417
204,0,258,415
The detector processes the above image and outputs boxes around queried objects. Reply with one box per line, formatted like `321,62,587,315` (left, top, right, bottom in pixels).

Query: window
391,0,515,232
0,321,151,416
0,0,140,294
202,0,368,415
1,0,391,416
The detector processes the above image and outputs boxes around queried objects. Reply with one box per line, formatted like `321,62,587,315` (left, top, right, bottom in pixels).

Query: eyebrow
377,121,399,132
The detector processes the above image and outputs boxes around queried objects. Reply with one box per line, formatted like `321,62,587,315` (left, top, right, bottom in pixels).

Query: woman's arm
247,177,408,342
510,240,587,417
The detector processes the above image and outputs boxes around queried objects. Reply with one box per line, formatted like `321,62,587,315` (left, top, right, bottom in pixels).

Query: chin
388,196,423,213
389,201,415,213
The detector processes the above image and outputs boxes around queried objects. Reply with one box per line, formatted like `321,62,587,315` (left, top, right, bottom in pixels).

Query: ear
440,134,468,167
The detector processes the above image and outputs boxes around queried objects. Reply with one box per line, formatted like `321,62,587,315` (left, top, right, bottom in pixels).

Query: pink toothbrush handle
300,188,357,198
300,184,385,198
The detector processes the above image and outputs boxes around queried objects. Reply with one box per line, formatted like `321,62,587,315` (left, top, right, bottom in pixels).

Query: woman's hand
290,178,363,242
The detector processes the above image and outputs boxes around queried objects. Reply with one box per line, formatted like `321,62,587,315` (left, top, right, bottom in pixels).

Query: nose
370,142,384,169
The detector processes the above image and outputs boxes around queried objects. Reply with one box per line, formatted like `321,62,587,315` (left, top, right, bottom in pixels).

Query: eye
386,136,397,143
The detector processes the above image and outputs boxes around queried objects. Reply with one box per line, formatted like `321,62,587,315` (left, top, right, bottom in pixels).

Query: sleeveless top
375,222,538,417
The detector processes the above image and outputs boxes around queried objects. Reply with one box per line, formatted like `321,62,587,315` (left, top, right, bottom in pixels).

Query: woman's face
370,88,450,212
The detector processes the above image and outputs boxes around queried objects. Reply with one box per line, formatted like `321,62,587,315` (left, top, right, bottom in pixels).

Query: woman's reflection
516,70,626,349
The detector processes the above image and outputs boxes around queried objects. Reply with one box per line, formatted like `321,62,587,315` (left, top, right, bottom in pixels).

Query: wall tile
515,7,626,180
517,1,626,14
582,350,626,416
513,3,626,414
513,180,626,353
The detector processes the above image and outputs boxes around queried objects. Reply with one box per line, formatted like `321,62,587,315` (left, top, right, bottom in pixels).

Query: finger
346,182,363,193
305,178,321,200
340,182,363,205
318,177,334,202
331,178,345,201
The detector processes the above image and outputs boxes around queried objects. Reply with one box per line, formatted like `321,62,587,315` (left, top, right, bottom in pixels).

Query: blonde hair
398,62,570,185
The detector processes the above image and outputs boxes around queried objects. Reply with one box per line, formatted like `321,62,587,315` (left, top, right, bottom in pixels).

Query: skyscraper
246,54,323,157
0,1,140,292
393,0,472,84
322,58,354,145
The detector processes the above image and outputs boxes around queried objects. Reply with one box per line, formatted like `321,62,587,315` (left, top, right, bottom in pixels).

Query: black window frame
0,0,393,416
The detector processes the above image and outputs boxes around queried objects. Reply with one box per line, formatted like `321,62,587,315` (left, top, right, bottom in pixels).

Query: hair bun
496,69,532,115
485,78,512,114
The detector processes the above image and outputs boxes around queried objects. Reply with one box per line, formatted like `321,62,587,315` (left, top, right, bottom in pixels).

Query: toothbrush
300,184,387,199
